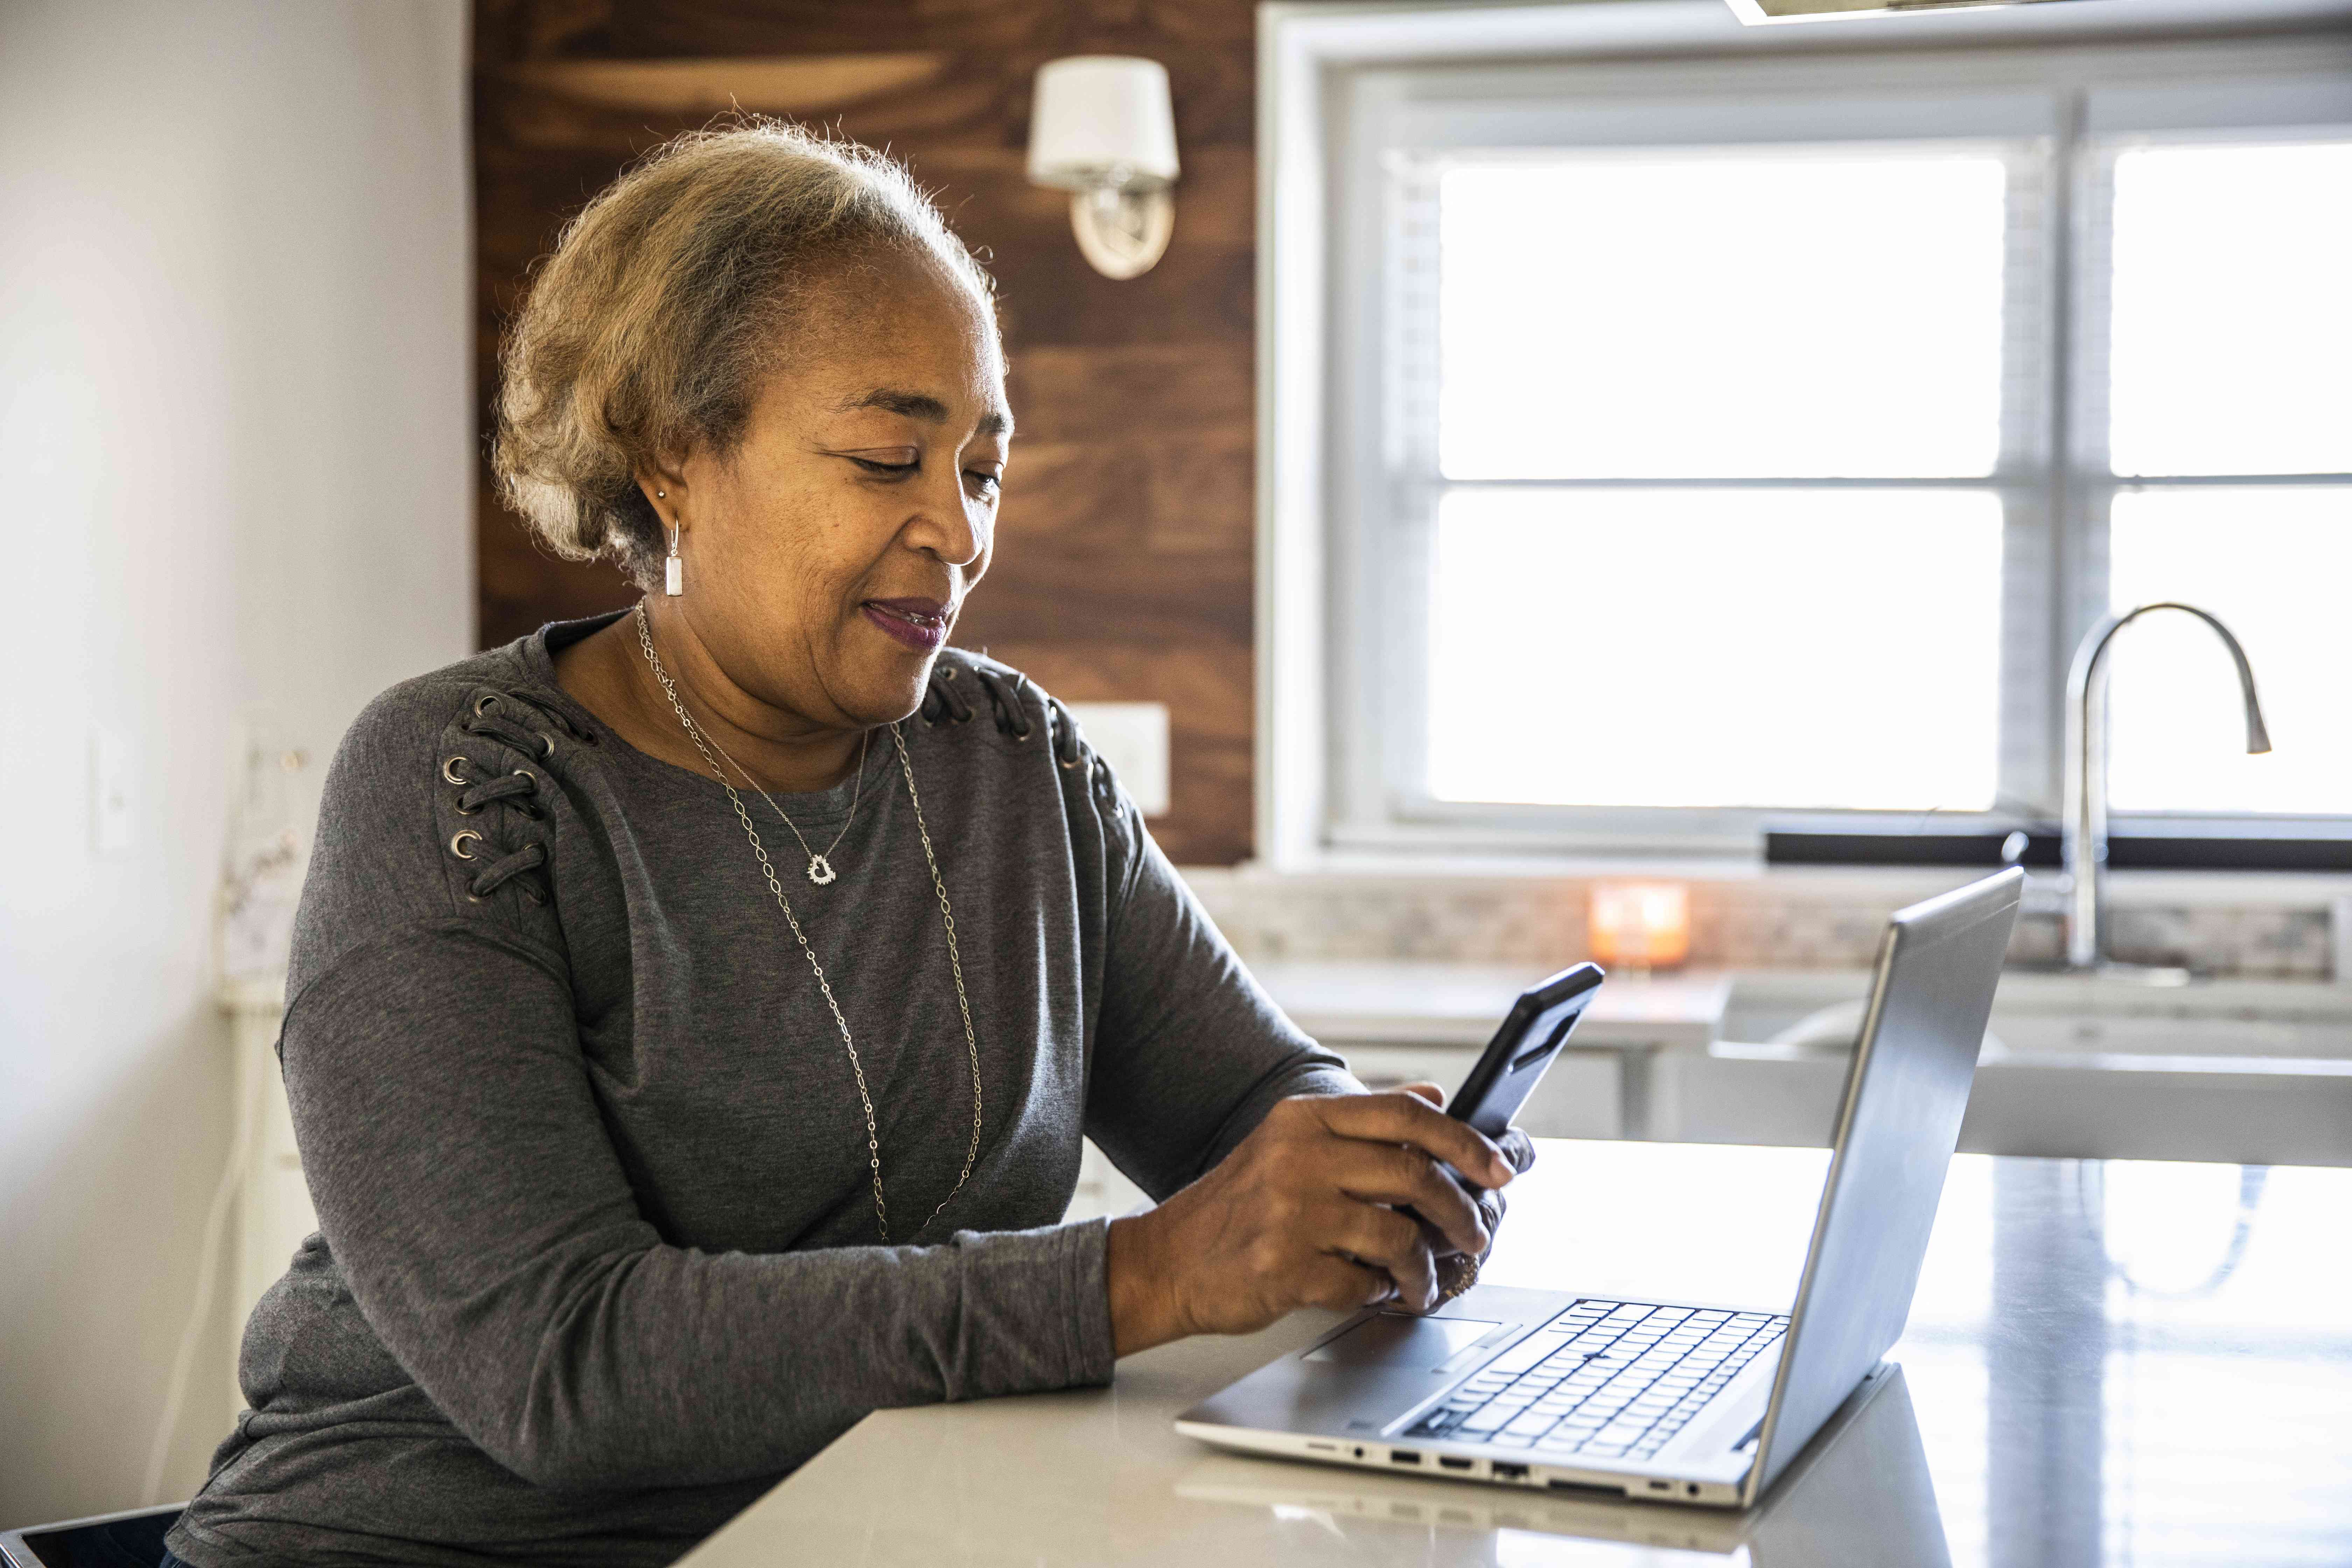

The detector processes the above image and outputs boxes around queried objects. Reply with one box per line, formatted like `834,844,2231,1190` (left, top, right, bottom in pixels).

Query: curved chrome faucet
2063,602,2271,974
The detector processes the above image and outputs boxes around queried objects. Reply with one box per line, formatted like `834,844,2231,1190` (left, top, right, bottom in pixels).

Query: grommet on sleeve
921,666,975,727
973,669,1033,740
1050,701,1090,772
449,830,484,861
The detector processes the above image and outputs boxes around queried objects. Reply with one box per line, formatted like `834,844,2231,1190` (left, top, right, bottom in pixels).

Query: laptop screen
1749,869,2021,1498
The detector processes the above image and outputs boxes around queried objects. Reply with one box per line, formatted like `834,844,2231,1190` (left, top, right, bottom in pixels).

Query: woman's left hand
1399,1081,1537,1308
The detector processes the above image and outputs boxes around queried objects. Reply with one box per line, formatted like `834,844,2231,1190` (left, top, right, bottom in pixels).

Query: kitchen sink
1666,971,2352,1167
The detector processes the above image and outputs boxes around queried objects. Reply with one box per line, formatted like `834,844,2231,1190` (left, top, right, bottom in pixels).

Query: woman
162,123,1528,1568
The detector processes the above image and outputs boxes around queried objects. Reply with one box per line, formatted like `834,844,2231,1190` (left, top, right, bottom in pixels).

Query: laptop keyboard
1401,1299,1789,1463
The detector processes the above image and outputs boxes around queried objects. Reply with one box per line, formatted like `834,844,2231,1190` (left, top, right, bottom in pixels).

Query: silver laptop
1177,1363,1948,1565
1177,868,2021,1510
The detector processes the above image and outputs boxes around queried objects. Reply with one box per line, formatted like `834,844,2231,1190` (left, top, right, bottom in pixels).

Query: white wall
0,0,471,1522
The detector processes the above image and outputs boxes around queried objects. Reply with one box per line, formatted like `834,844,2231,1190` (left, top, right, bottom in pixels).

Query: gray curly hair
492,120,997,590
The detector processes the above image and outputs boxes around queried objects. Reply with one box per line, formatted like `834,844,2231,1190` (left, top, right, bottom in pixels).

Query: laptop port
1390,1450,1422,1465
1648,1479,1673,1491
1491,1462,1530,1481
1437,1456,1475,1472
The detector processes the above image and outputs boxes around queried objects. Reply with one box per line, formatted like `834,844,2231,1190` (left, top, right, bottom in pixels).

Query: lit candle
1587,881,1690,973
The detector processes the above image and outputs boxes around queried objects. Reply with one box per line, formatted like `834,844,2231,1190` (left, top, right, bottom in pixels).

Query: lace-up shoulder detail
285,648,602,997
918,653,1121,807
919,661,1022,732
433,687,594,909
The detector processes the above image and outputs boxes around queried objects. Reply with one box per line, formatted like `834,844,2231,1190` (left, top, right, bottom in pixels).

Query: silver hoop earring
664,521,683,597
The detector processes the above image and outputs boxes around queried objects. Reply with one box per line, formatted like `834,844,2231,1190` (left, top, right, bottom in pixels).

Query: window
1266,4,2352,861
2099,140,2352,816
1426,145,2013,816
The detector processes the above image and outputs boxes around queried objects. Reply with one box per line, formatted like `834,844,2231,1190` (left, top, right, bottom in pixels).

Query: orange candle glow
1587,881,1690,972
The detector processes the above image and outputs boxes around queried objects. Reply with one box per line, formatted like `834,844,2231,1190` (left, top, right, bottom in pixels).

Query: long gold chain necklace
632,602,982,1242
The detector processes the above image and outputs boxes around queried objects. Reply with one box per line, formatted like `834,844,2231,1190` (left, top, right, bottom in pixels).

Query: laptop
1177,1363,1949,1566
1176,867,2021,1510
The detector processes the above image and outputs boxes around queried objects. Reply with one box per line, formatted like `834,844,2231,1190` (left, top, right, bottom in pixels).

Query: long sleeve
177,637,1357,1567
1080,789,1358,1201
279,923,1114,1494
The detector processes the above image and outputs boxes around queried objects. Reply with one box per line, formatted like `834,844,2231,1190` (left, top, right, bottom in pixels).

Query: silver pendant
806,854,836,886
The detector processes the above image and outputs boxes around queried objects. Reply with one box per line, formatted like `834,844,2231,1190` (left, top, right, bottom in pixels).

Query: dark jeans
47,1510,190,1568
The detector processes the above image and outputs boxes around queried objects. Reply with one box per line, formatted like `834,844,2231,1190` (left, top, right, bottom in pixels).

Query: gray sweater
168,613,1351,1567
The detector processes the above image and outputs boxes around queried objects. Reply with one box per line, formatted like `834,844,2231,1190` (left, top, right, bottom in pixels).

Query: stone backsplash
1180,868,2341,980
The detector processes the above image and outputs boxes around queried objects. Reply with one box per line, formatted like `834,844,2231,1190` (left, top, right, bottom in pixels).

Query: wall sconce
1588,882,1692,974
1026,56,1179,280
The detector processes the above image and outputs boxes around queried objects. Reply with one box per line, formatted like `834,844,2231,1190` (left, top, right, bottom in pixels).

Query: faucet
2062,602,2271,975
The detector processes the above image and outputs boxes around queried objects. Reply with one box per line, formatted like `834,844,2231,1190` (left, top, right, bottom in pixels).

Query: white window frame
1256,0,2352,869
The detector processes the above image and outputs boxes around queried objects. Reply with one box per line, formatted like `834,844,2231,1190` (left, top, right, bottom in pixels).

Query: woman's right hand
1104,1086,1517,1356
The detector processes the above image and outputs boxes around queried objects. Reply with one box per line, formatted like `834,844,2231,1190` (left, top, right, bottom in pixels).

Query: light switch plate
1063,701,1171,817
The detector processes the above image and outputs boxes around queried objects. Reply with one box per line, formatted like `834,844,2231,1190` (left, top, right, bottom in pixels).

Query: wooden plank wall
472,1,1261,864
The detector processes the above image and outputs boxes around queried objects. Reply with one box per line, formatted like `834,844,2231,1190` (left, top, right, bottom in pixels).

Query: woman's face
653,248,1009,733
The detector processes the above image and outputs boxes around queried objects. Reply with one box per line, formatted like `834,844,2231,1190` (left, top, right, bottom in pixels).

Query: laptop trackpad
1304,1314,1501,1369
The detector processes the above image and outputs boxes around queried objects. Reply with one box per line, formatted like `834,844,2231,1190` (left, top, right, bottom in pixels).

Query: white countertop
675,1139,2352,1568
1253,962,1730,1050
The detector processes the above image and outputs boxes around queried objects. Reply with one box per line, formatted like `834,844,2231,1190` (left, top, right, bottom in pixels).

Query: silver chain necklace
632,602,983,1242
694,714,868,886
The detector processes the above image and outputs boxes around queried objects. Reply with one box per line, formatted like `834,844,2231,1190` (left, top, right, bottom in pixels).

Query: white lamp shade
1027,56,1179,191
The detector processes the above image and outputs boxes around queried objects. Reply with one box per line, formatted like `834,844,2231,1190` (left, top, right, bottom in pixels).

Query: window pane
2105,487,2352,815
1438,148,2009,480
1426,488,2001,809
2108,141,2352,477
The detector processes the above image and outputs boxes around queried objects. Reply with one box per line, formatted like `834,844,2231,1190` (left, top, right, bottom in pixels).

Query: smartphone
1447,962,1606,1142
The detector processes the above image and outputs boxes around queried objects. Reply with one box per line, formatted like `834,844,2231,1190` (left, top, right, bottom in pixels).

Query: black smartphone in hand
1446,963,1606,1142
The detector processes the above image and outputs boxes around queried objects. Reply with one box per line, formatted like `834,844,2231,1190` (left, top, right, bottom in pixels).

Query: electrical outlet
90,726,132,853
1063,702,1171,817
